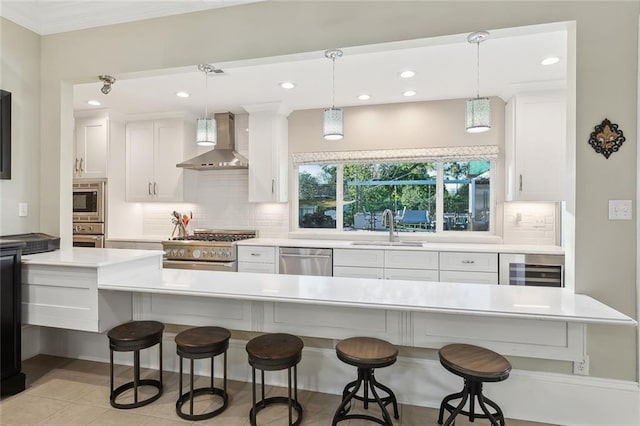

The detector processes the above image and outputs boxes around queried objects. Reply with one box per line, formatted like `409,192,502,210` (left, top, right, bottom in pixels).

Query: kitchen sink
350,241,424,247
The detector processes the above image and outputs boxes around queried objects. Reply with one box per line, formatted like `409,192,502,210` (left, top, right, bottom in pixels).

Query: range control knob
178,249,185,257
192,249,201,259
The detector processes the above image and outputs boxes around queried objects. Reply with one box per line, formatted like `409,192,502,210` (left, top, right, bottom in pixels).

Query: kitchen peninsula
20,247,637,425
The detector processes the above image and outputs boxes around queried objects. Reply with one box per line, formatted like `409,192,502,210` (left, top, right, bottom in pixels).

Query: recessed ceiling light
541,56,560,66
358,94,371,101
280,81,296,89
400,70,415,78
176,91,190,98
403,90,416,97
87,100,101,106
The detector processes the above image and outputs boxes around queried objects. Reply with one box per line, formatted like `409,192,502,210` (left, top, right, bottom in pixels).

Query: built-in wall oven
499,253,564,287
73,179,106,248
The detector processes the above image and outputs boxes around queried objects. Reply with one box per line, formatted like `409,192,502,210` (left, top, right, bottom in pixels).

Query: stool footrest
332,367,399,426
250,396,303,426
176,387,229,421
110,379,162,409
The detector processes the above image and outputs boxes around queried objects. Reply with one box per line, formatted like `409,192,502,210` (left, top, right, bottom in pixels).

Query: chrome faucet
382,209,398,242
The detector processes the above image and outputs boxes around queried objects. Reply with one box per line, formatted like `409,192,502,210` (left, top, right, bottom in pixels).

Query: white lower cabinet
439,251,499,284
333,266,384,279
238,246,277,273
439,270,498,284
384,268,438,281
334,248,438,281
334,248,498,284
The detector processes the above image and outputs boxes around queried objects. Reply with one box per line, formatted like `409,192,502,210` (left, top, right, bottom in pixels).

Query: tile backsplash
140,169,289,238
502,202,559,245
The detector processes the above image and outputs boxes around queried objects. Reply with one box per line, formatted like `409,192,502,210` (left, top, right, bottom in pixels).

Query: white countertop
22,248,163,267
99,269,634,326
238,238,564,255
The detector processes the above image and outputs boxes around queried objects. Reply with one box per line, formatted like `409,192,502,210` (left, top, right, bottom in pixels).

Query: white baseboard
26,326,640,426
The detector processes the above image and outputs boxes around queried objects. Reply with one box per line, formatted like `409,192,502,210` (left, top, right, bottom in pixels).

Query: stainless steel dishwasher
279,247,333,276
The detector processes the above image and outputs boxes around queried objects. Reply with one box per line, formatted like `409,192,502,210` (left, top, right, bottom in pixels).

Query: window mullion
436,162,444,233
336,164,344,231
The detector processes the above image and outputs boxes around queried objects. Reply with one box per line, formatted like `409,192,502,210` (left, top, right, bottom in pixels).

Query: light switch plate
608,200,632,220
18,202,28,217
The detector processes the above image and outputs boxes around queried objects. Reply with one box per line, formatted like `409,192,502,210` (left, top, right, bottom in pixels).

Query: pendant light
323,49,344,140
196,64,216,146
465,31,491,133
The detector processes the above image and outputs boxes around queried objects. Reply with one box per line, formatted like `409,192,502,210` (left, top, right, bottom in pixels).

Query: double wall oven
72,179,106,248
162,230,257,271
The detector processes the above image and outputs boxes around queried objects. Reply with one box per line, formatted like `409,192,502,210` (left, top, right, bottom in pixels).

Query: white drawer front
384,268,439,282
384,250,438,270
333,266,384,279
439,270,498,284
238,262,276,274
439,252,498,272
333,249,384,268
238,246,276,263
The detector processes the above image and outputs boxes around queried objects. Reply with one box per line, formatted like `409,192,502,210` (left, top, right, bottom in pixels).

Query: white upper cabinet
125,118,193,202
505,90,566,201
244,103,290,203
74,116,108,179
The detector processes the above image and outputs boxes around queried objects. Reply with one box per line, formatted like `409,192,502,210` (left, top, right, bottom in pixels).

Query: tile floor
0,355,552,425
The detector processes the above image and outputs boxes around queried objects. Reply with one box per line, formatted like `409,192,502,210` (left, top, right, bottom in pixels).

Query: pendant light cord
204,68,209,117
332,54,336,108
476,40,480,99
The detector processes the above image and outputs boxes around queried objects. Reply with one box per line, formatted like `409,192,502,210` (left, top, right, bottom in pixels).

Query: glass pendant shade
465,97,491,133
323,107,344,140
196,117,217,146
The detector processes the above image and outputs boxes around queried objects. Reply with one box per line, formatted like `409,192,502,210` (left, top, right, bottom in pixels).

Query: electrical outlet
573,356,589,376
608,200,632,220
18,202,28,217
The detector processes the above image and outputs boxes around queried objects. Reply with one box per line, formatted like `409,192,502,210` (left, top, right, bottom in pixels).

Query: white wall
10,1,640,381
0,18,40,235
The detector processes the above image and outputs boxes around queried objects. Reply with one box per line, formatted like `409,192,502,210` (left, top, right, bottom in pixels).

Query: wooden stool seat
439,343,511,381
246,333,304,426
175,326,231,421
335,337,398,369
332,337,399,426
438,344,512,426
108,321,164,409
176,326,231,357
246,333,304,371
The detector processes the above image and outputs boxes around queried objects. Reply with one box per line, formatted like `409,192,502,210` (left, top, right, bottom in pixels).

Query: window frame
293,157,496,236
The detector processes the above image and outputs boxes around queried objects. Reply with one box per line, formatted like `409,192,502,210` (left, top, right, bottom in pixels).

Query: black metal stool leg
370,371,399,419
367,373,394,425
109,349,114,398
251,367,257,426
159,338,163,389
189,358,194,416
477,386,504,426
469,379,477,422
288,366,293,425
211,353,215,389
442,384,470,426
134,350,140,404
332,373,363,425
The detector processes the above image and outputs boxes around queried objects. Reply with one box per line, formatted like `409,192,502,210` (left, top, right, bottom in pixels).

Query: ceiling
1,2,568,118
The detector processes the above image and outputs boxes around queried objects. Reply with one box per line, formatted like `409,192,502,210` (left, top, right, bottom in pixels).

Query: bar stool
332,337,399,425
107,320,164,409
437,343,512,426
175,326,231,421
246,333,304,426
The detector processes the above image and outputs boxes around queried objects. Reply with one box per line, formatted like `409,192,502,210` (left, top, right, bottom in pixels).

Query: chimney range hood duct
177,112,248,170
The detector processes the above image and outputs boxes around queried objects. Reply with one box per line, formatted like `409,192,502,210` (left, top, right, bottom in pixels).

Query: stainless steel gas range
162,229,257,271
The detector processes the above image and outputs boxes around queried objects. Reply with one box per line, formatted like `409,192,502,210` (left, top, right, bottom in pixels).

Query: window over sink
293,146,496,234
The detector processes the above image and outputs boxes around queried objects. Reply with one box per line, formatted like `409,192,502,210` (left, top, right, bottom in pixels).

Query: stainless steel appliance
73,179,106,248
73,179,105,222
0,233,60,255
499,253,564,287
162,229,257,271
279,247,333,277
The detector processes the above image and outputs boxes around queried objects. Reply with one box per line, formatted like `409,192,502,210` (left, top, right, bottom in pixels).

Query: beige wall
0,18,41,235
17,1,640,380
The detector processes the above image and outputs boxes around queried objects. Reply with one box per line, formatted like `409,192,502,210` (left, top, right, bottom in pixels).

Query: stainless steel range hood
177,112,248,170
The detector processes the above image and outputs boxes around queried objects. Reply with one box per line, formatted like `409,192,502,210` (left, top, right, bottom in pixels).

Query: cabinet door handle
79,157,84,172
74,158,79,172
519,174,523,192
148,182,152,195
461,260,475,264
153,182,157,195
271,179,275,194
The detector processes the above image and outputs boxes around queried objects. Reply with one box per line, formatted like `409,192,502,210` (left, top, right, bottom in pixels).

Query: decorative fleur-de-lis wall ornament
588,118,625,159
